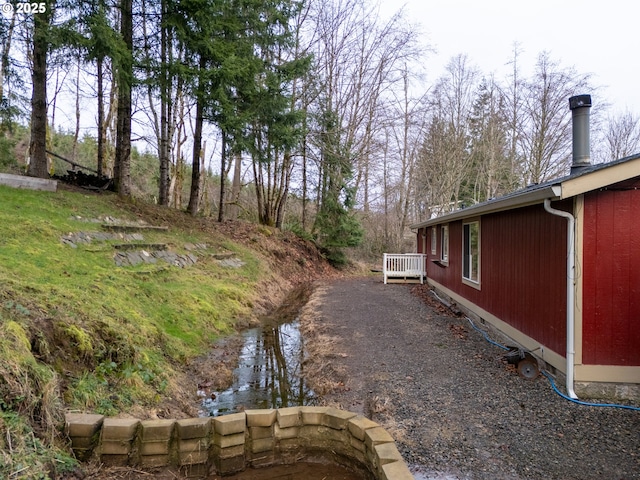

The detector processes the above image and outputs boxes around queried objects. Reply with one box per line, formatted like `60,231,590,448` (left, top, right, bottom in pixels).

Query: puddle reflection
200,320,315,416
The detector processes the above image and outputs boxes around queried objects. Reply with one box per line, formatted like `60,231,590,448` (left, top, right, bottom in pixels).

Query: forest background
2,0,640,264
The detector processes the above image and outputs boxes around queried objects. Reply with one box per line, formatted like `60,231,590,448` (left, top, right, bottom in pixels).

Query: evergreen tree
463,78,514,204
27,0,54,178
167,0,307,218
80,0,125,178
113,0,133,195
166,0,256,216
247,0,310,227
313,106,363,265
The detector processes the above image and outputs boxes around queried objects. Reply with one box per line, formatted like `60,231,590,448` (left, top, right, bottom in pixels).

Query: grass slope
0,185,335,479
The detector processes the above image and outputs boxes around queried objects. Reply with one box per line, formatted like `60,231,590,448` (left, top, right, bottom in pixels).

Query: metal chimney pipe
569,94,592,175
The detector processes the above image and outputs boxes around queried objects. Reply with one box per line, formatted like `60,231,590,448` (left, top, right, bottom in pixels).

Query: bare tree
187,66,204,216
501,42,525,185
414,54,478,216
303,0,420,255
517,51,592,184
72,58,82,163
141,0,183,206
82,0,120,178
170,90,188,208
228,150,243,220
602,110,640,161
379,66,428,250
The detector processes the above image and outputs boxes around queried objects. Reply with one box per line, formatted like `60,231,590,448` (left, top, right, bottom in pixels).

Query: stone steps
61,221,245,269
101,224,169,233
113,249,199,268
113,243,168,251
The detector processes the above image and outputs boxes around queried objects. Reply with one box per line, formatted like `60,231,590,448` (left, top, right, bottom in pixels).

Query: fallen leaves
449,324,468,340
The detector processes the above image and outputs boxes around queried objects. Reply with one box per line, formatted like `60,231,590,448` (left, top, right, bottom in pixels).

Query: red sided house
411,96,640,400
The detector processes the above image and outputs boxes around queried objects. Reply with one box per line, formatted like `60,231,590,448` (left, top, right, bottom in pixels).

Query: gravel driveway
300,276,640,480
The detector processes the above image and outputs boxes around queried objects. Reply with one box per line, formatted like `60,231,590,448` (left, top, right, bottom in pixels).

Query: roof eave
560,154,640,199
410,185,562,229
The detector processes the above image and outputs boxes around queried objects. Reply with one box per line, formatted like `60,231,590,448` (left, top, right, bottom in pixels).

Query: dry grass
0,359,71,478
299,285,349,396
0,322,64,440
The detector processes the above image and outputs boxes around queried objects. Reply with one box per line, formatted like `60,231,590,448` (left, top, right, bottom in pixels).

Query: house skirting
426,279,640,402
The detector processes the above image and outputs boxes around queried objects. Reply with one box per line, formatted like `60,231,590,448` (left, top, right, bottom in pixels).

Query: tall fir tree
27,0,54,178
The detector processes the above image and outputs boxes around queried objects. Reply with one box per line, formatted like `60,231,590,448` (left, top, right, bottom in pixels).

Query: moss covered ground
0,184,337,479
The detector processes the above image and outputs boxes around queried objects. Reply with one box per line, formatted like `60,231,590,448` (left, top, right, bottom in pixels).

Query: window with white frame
440,225,449,263
431,227,437,255
463,221,480,284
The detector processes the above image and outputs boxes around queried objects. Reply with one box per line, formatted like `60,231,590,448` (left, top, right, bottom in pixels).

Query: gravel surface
300,276,640,480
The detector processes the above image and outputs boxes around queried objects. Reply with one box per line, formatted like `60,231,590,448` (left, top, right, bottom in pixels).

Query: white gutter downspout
544,198,579,399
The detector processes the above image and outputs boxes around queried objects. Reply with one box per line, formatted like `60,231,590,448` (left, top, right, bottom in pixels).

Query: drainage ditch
199,319,315,416
195,285,369,479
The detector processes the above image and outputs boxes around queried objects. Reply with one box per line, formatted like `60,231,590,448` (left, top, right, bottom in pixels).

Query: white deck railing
383,253,427,284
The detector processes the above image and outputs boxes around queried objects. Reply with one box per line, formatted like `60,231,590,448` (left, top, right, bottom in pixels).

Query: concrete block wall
0,173,57,192
65,406,414,479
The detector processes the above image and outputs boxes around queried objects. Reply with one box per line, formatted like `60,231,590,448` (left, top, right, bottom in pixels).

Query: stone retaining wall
65,406,414,479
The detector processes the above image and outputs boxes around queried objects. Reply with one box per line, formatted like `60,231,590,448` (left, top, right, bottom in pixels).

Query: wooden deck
383,253,426,284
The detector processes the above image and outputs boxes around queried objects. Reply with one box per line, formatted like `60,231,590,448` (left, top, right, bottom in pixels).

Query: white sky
385,0,639,115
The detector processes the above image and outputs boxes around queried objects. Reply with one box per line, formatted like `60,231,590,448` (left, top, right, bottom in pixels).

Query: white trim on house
440,225,449,264
430,227,437,255
462,219,480,289
561,155,640,199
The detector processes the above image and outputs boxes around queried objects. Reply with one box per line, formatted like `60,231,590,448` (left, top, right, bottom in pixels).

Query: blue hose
466,317,510,351
463,317,640,411
540,371,640,411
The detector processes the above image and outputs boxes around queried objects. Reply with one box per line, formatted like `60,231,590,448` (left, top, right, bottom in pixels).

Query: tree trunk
187,93,204,216
27,6,51,179
228,150,242,220
72,60,81,163
96,56,105,177
158,0,171,205
275,151,292,229
171,90,187,208
217,132,227,222
114,0,133,196
0,11,16,103
301,110,308,230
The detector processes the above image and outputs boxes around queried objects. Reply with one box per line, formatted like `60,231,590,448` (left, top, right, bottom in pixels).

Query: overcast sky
386,0,639,115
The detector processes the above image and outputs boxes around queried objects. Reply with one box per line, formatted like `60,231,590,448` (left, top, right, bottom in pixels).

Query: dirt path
300,276,640,480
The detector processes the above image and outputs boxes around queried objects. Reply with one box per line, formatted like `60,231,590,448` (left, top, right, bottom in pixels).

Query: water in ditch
199,319,315,416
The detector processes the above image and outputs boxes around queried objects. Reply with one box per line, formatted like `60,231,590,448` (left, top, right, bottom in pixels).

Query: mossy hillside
0,184,336,479
0,186,270,415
